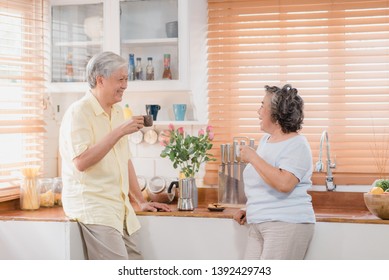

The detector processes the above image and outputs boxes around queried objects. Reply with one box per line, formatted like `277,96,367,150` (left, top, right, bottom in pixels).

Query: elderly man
59,51,170,260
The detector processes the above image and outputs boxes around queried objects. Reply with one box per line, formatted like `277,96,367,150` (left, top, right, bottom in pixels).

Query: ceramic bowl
165,21,178,38
146,176,175,203
84,16,103,40
364,193,389,220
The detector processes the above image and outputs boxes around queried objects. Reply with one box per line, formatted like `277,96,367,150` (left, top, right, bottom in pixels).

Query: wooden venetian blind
0,0,47,195
206,0,389,186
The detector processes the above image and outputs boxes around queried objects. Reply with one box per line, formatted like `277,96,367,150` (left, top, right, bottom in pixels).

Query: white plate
130,130,143,144
144,129,158,144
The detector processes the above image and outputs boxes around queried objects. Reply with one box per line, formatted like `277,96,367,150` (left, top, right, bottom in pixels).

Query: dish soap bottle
162,54,172,80
123,104,133,120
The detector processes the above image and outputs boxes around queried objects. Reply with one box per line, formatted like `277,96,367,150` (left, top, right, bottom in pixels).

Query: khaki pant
79,222,143,260
244,221,315,260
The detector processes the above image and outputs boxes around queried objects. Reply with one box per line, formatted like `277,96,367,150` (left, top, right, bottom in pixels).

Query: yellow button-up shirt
59,91,140,235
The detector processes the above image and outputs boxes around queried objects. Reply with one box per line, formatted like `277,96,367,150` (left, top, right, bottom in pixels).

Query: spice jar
38,178,54,207
53,177,63,206
137,176,149,202
20,167,40,210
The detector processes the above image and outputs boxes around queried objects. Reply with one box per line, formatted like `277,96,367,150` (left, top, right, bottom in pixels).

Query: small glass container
53,177,63,206
38,178,54,207
135,57,143,80
137,176,149,201
145,57,154,80
128,53,135,81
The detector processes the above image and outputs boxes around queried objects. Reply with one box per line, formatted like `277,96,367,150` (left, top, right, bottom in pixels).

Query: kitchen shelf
121,38,178,47
49,81,190,94
153,121,207,126
55,40,103,47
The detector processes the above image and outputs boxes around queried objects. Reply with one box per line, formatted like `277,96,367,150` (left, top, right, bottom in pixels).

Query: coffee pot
168,177,196,211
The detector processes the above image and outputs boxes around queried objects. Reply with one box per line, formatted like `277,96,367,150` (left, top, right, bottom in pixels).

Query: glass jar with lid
38,178,54,207
53,177,63,206
20,167,41,210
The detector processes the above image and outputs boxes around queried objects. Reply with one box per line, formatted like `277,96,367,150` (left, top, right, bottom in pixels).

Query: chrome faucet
315,130,337,191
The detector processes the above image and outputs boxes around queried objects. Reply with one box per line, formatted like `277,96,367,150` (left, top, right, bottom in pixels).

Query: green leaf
158,126,216,176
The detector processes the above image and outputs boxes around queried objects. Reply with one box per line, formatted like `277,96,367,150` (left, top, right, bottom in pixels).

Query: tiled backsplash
130,125,207,183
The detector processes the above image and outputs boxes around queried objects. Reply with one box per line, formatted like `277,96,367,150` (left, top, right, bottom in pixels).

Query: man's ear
96,75,104,86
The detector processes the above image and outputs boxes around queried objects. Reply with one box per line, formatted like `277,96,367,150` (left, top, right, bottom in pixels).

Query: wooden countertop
1,189,388,225
1,204,389,225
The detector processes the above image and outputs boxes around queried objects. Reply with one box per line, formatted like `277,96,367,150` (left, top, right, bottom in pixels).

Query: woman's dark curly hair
265,84,304,133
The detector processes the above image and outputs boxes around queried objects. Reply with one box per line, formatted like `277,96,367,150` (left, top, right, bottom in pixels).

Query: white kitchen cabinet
49,0,189,92
51,1,103,83
136,216,389,260
0,220,85,260
1,216,388,259
120,0,189,92
49,0,203,123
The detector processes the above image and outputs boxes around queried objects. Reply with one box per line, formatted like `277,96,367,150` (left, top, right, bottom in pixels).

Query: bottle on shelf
65,53,74,82
123,104,133,120
162,54,172,80
135,57,143,80
128,53,135,81
145,57,155,81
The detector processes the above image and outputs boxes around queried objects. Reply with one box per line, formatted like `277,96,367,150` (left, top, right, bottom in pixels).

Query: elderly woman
234,84,315,260
59,51,170,260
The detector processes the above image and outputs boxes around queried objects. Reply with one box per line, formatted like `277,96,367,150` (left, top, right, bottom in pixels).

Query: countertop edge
1,207,389,225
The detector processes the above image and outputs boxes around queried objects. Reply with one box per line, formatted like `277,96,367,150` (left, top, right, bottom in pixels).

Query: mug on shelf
173,104,187,121
145,104,161,121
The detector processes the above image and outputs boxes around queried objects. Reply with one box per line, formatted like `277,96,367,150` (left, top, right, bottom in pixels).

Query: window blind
0,0,48,196
206,0,389,186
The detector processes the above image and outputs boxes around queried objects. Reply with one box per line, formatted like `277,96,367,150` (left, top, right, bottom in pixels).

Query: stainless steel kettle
168,177,196,211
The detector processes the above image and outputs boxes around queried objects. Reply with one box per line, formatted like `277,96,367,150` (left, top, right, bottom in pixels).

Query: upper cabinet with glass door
51,1,103,91
49,0,188,93
120,0,188,91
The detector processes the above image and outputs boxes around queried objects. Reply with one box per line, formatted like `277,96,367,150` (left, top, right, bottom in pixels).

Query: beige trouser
79,222,143,260
244,221,315,260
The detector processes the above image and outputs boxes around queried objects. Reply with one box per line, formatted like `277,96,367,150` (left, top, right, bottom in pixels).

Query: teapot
146,176,178,204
